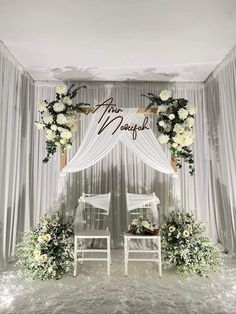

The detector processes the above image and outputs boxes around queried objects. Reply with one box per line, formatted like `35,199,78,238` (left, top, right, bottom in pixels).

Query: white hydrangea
158,134,170,144
35,122,44,130
159,90,172,101
53,102,66,113
185,117,194,127
173,134,185,146
173,123,185,134
178,108,189,120
60,130,72,139
57,114,67,125
62,96,73,106
38,101,47,112
56,84,67,95
186,103,197,115
43,114,53,124
159,120,165,127
157,105,167,113
168,114,175,120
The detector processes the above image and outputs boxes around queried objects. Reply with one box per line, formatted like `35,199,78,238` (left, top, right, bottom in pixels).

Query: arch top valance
62,107,174,175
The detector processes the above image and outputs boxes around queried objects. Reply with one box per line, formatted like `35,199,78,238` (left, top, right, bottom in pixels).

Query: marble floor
0,250,236,314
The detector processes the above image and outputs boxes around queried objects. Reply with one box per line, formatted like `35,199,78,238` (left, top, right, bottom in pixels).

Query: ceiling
0,0,236,82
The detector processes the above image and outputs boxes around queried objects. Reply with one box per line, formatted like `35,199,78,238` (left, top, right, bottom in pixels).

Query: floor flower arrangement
16,211,74,280
161,210,223,276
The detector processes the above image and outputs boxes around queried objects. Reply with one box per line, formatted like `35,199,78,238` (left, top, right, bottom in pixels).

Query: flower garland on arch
35,84,90,163
143,90,197,175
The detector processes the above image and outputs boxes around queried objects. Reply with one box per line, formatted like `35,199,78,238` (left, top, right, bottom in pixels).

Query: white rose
158,134,170,144
169,226,176,232
51,124,57,131
44,234,51,241
43,114,54,124
183,230,190,238
57,126,65,132
60,139,66,145
38,235,45,243
35,122,44,130
46,132,56,141
183,136,193,146
157,104,167,113
186,103,197,115
168,114,175,120
159,121,165,127
66,144,72,150
178,108,189,120
38,101,47,112
172,142,178,148
132,218,140,226
56,84,67,95
60,130,72,139
53,102,66,113
62,96,73,106
159,90,172,101
142,220,150,229
57,114,67,125
186,117,194,127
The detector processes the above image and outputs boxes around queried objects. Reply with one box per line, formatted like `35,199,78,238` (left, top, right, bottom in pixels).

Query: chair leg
81,241,85,265
124,236,128,277
74,237,78,277
107,237,111,277
158,236,162,277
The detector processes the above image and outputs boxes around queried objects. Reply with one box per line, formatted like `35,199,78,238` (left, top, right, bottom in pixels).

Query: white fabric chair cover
126,192,160,224
75,193,111,232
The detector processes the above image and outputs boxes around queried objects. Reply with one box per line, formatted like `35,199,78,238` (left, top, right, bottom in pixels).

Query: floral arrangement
143,90,197,175
128,216,159,235
35,84,89,163
161,210,223,276
16,211,74,280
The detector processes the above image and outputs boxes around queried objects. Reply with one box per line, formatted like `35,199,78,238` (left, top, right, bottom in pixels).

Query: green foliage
143,91,196,175
16,211,74,280
161,210,223,276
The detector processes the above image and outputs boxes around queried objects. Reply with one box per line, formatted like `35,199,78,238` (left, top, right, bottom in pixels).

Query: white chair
74,193,111,277
123,193,162,277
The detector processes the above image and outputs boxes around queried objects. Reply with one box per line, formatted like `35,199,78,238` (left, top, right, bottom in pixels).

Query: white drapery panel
204,46,236,255
126,193,160,224
62,108,174,175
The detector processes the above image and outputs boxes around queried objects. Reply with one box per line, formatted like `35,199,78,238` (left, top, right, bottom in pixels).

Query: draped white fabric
75,193,111,232
126,193,160,224
62,108,174,175
1,43,236,269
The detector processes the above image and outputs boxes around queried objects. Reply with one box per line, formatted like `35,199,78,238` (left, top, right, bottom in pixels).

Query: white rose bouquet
16,211,74,280
35,84,90,163
161,210,223,276
128,216,159,235
143,91,197,175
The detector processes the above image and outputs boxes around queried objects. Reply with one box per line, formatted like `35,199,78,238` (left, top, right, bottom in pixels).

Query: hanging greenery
143,90,196,175
35,84,90,163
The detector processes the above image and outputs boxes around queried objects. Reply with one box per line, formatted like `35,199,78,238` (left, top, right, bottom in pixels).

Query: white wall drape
1,43,236,268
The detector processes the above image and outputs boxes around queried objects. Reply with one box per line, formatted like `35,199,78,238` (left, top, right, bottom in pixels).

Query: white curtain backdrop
1,43,236,269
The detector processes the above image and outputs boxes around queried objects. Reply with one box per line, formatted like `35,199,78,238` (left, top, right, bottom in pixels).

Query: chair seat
75,229,111,237
123,232,160,238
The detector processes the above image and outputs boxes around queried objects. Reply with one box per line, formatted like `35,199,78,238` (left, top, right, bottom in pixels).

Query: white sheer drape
63,107,174,175
1,44,236,268
75,193,111,232
126,193,160,224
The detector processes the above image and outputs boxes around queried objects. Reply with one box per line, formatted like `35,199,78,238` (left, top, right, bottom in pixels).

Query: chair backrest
79,193,111,231
126,193,160,225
